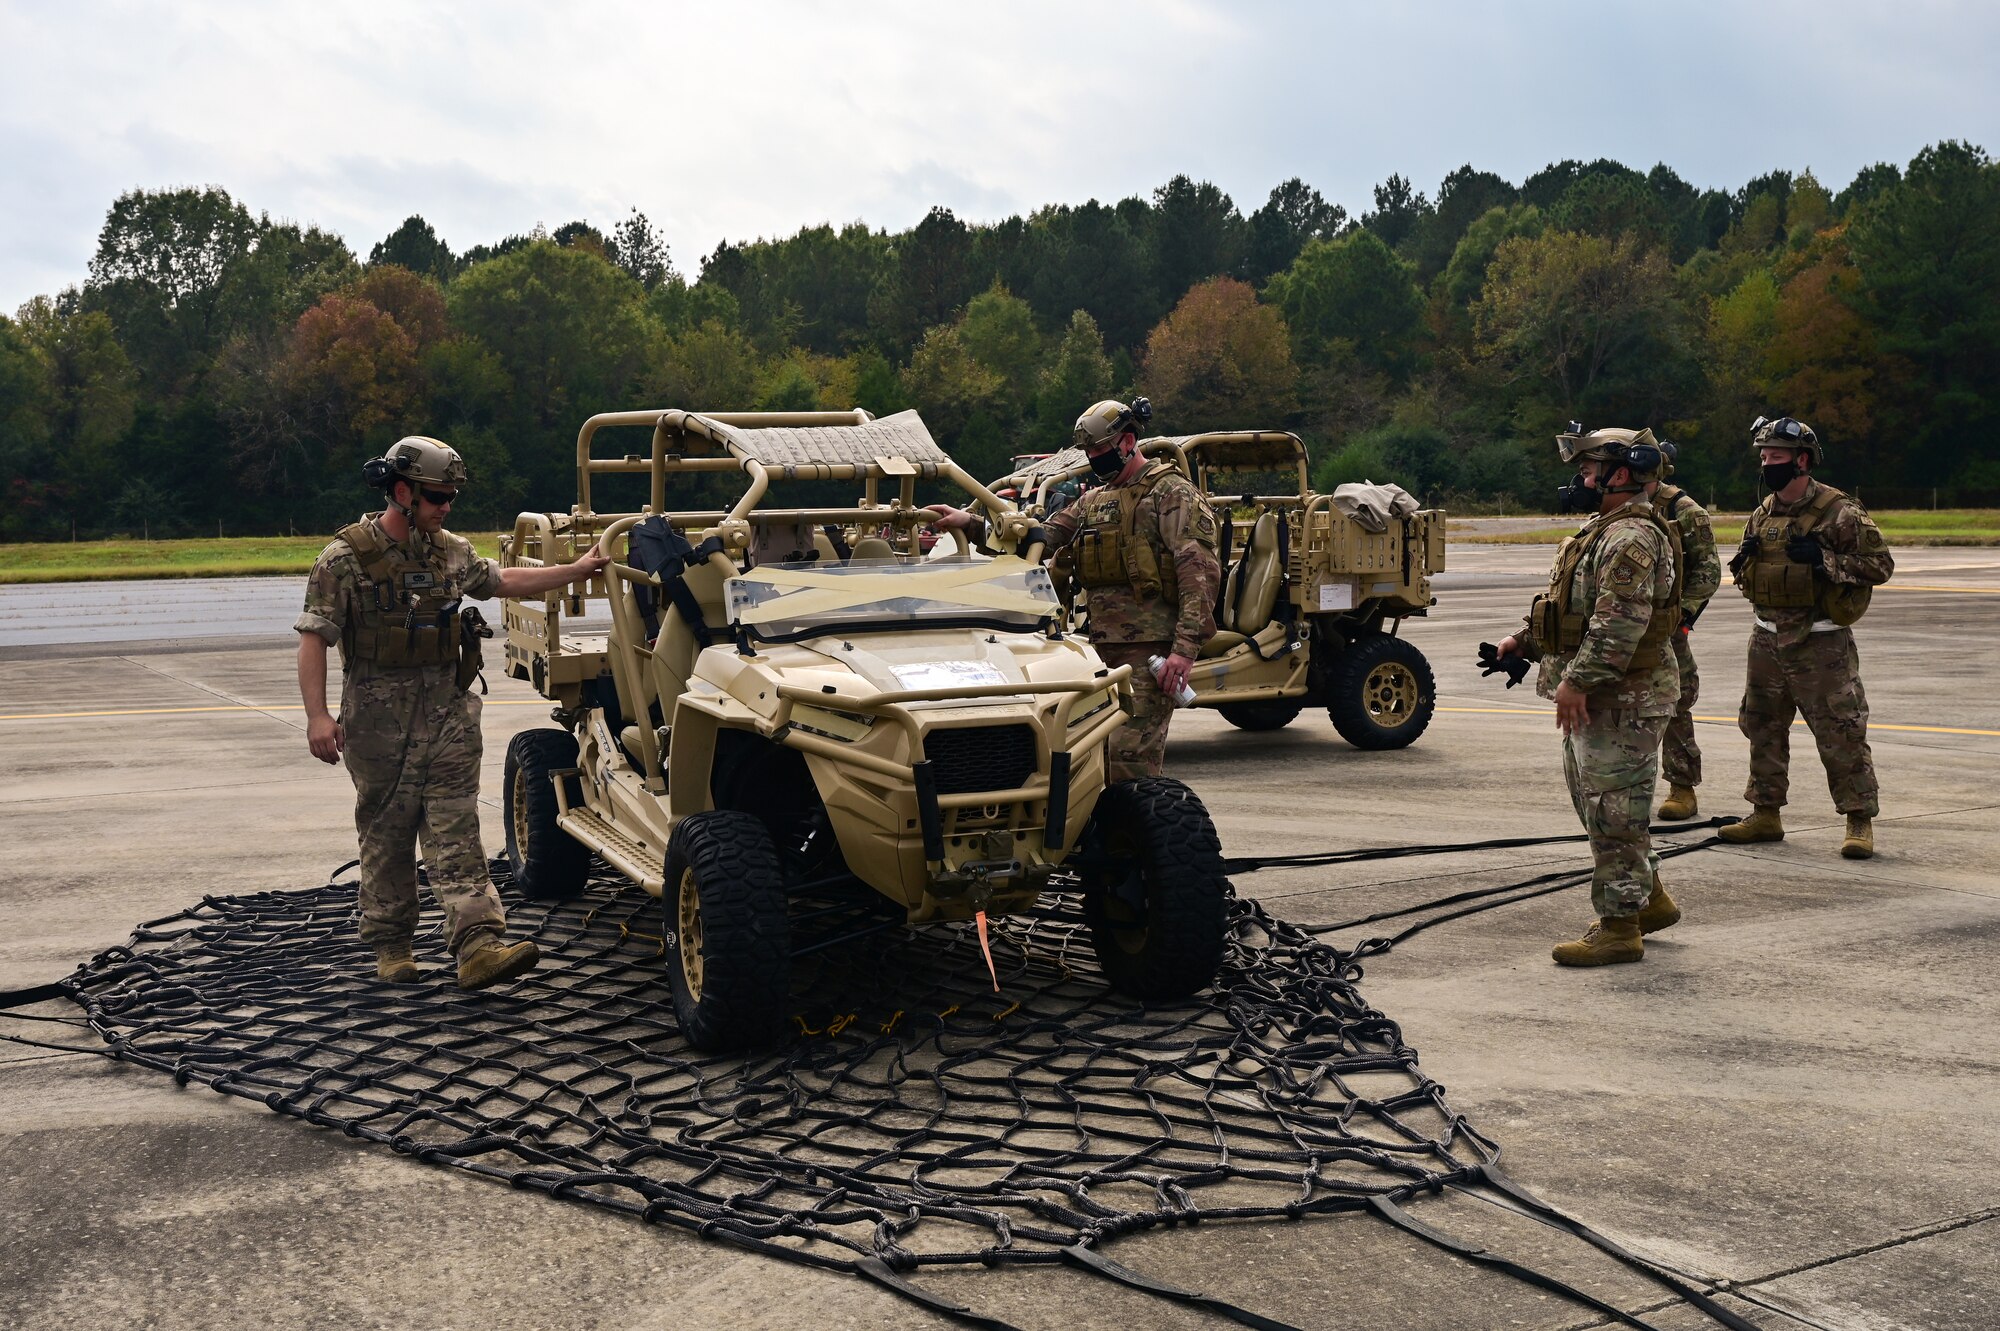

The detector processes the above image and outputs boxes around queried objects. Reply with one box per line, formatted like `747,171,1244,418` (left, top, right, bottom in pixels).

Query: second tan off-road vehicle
496,408,1230,1050
994,431,1445,749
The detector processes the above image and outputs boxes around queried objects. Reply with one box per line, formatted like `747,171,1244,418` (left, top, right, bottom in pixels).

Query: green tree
1409,166,1516,280
1847,140,2000,482
1548,172,1671,248
369,215,455,280
0,315,57,535
755,357,823,412
85,186,262,394
12,300,139,535
1266,230,1425,377
1150,175,1247,300
900,323,1000,443
888,206,977,342
958,283,1042,406
1034,310,1114,447
609,208,675,290
1359,173,1431,252
649,319,759,410
1246,179,1345,282
1437,204,1544,312
451,241,656,427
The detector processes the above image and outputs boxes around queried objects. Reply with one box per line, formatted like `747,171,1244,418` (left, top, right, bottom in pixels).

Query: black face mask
1556,471,1600,513
1761,461,1801,491
1087,445,1126,479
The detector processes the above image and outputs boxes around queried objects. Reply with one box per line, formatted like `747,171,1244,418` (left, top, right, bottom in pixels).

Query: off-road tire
662,811,792,1051
503,730,590,901
1327,632,1435,751
1081,777,1227,1001
1216,700,1303,732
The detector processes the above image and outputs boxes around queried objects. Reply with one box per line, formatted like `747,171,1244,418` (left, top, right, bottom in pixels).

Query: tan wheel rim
510,766,530,851
1363,662,1420,728
676,868,704,1000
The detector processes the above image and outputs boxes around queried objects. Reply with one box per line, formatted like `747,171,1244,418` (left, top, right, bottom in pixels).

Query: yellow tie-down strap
731,556,1057,626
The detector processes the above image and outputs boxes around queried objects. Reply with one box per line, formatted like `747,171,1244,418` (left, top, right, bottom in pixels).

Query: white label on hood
891,660,1009,690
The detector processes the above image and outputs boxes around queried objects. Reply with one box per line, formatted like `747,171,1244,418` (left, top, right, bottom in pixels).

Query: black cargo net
19,829,1752,1331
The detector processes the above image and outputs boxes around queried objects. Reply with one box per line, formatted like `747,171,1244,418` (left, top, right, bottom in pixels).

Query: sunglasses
418,487,457,506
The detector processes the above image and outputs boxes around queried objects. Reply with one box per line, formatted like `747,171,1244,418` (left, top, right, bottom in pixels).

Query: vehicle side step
556,807,665,894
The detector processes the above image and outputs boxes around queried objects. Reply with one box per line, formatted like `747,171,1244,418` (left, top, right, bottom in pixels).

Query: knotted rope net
61,860,1494,1273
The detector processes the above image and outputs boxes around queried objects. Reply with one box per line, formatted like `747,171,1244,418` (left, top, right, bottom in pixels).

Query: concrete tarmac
2,545,1996,1330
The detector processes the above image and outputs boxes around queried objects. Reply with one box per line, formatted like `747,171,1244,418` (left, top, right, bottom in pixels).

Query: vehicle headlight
1068,688,1114,726
788,704,876,742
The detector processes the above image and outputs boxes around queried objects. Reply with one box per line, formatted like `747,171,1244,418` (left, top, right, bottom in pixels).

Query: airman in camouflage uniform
1719,417,1894,858
928,399,1221,781
1498,427,1683,966
295,437,608,988
1653,451,1723,820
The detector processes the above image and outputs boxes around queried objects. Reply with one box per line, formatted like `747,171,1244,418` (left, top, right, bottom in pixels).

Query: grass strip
0,533,513,584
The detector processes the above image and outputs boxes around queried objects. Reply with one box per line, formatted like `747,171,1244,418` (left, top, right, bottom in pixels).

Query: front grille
924,724,1039,795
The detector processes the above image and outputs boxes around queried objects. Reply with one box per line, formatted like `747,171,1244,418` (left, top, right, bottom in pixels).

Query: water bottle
1147,654,1197,708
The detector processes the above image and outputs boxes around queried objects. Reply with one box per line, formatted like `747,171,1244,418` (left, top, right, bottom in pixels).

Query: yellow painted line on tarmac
1874,583,2000,594
1436,706,2000,738
0,699,550,721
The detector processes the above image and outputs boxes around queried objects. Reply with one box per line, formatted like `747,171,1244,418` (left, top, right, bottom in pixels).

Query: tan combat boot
1636,878,1681,935
1657,784,1699,821
374,945,420,984
1840,815,1874,860
1718,806,1784,843
457,936,540,991
1552,917,1643,966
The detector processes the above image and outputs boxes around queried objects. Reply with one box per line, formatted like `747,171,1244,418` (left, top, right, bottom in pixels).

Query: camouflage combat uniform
1043,460,1221,781
1732,479,1894,817
1656,485,1722,789
295,514,511,957
1519,497,1681,919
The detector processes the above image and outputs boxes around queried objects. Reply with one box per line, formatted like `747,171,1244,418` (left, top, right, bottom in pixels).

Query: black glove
1729,534,1760,575
1786,534,1825,570
1477,641,1531,689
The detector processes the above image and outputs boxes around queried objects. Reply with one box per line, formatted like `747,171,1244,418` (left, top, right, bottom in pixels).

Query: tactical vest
1072,461,1179,602
336,521,468,675
1740,484,1871,625
1529,502,1683,675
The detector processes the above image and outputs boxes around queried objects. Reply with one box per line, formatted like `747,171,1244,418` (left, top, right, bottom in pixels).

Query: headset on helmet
363,437,469,491
1556,425,1665,479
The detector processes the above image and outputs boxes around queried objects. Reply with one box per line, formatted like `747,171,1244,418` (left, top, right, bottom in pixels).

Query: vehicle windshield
725,556,1060,643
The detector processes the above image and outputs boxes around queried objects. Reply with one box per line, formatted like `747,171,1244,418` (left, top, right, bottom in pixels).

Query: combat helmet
364,436,469,492
1555,424,1667,479
1072,397,1153,448
1750,415,1820,464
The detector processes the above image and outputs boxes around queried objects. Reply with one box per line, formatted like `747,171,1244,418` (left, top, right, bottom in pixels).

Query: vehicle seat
849,537,895,561
645,556,733,733
1198,511,1283,659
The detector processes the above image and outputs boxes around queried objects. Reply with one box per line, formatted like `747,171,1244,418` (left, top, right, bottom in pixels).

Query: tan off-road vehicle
993,431,1445,749
496,409,1230,1050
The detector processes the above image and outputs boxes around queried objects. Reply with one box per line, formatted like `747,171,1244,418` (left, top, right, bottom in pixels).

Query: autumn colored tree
1141,278,1296,430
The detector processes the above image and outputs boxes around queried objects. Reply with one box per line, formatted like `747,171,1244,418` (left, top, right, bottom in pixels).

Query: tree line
3,141,1997,541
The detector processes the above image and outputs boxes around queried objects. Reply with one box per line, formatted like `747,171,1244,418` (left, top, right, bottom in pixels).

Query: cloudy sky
3,0,1995,311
